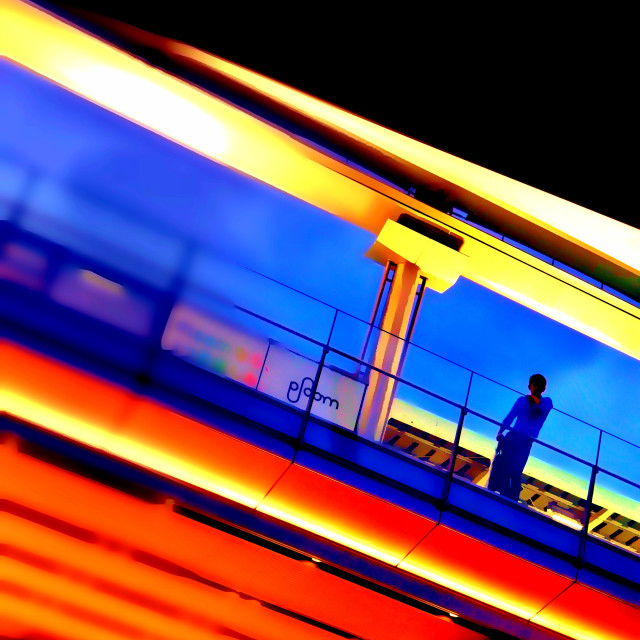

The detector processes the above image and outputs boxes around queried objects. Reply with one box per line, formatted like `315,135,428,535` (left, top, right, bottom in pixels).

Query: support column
358,261,424,441
359,215,468,442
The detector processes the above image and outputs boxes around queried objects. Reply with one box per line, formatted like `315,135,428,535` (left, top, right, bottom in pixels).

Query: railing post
293,345,330,460
440,372,474,515
327,308,339,345
577,430,603,565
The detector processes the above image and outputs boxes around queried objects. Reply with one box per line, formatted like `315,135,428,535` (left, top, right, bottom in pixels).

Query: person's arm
498,397,521,438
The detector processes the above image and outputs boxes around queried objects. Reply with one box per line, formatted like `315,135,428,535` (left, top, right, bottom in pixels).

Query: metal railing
2,213,639,562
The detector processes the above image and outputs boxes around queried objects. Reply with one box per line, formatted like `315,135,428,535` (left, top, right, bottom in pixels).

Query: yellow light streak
174,42,640,276
256,503,402,566
489,281,623,350
397,559,534,619
64,64,227,156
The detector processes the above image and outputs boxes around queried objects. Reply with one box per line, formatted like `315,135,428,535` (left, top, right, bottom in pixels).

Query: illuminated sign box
258,344,366,431
162,304,366,430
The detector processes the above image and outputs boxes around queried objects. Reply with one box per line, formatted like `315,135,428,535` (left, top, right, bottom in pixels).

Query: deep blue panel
149,352,302,442
303,420,446,502
584,537,640,592
0,281,151,377
447,478,581,558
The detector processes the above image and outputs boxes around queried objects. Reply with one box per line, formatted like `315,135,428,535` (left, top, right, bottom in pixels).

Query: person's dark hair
529,373,546,390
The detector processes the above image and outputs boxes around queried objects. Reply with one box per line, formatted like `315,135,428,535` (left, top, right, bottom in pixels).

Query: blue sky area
2,60,639,473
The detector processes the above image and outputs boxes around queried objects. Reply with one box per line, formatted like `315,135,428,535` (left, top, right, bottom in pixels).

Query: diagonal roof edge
57,9,638,299
169,41,640,274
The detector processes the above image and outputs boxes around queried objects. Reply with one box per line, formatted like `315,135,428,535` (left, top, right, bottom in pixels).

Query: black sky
41,2,637,230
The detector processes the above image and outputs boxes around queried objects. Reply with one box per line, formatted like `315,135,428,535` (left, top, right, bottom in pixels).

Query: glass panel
305,356,367,432
455,413,498,489
328,311,376,364
467,375,521,425
343,353,462,471
462,412,591,529
598,433,640,485
538,409,600,465
591,471,640,555
401,342,472,406
329,311,472,407
187,251,336,346
257,343,323,417
522,441,591,529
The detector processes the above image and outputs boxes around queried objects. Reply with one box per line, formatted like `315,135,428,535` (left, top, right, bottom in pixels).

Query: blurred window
49,267,153,336
22,179,184,289
0,157,29,220
0,242,47,289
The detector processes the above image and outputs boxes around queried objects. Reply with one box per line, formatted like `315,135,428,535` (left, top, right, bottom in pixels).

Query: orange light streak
257,502,403,566
398,525,574,623
397,560,534,619
257,463,436,566
0,340,289,508
0,461,484,640
3,558,221,640
0,593,138,640
1,336,636,640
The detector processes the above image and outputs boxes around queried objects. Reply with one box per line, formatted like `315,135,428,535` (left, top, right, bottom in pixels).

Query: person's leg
492,434,518,496
488,440,505,492
504,436,532,501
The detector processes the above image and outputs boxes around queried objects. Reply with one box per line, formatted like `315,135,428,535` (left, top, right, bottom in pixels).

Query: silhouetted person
488,374,553,501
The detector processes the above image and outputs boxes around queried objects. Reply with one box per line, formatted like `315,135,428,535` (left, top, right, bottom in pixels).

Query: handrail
226,269,632,446
232,300,640,494
2,218,639,485
4,197,635,449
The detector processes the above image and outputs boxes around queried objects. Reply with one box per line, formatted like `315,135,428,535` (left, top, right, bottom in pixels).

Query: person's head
528,373,546,397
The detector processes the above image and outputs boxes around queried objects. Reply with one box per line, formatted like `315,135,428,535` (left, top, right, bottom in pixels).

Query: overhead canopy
65,11,640,302
2,0,639,362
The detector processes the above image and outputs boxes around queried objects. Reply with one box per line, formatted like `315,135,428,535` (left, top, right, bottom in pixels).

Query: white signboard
258,344,366,431
162,304,269,388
